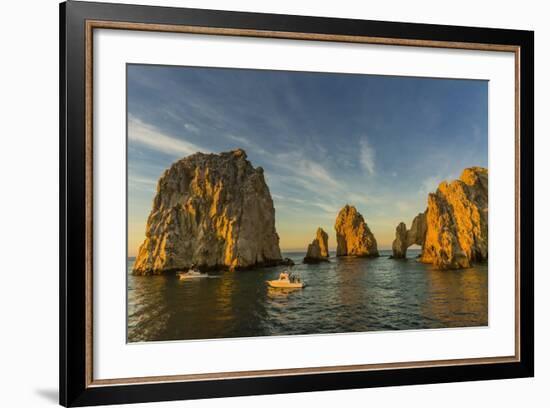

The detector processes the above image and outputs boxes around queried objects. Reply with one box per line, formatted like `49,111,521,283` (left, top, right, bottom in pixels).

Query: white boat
177,270,209,280
267,271,305,289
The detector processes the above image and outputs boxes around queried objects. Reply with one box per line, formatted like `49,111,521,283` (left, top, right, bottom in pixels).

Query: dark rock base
133,257,295,275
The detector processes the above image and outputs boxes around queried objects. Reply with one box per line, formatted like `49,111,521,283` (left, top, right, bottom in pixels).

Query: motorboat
177,269,208,280
267,271,305,289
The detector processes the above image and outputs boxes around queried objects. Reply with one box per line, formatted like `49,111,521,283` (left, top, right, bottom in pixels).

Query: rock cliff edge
133,149,285,275
303,227,330,263
335,205,379,257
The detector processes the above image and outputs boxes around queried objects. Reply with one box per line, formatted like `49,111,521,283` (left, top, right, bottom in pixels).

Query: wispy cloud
359,137,375,175
420,172,456,195
128,115,208,157
274,151,339,189
421,175,440,195
395,200,416,214
346,192,369,206
184,123,200,134
226,134,250,146
128,175,157,193
129,176,156,186
266,149,368,221
272,194,307,205
272,189,339,216
225,134,268,155
312,202,339,214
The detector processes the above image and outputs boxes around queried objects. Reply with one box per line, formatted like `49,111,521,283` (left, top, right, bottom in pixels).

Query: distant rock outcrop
392,167,488,269
419,167,488,269
303,227,329,263
334,205,379,257
391,212,427,258
133,149,287,275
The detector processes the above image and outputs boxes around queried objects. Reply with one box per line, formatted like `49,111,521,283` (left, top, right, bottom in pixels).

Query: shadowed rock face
334,205,379,257
391,212,427,258
419,167,488,269
132,149,284,275
303,227,329,263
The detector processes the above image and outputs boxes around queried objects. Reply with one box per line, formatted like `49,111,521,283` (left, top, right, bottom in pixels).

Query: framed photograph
60,1,534,406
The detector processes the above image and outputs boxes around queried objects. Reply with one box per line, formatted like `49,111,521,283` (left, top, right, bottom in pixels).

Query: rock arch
391,212,427,258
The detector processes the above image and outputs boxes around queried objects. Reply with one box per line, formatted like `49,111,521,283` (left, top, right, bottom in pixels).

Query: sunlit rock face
303,227,329,263
419,167,488,269
391,212,427,259
334,205,379,257
133,149,284,275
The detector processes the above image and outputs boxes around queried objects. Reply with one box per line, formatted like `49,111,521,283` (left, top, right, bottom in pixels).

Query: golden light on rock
133,149,287,275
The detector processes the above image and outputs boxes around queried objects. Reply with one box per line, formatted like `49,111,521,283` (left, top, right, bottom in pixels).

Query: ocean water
127,249,488,342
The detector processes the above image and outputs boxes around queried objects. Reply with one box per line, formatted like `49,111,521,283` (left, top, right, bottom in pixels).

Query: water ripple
127,250,488,342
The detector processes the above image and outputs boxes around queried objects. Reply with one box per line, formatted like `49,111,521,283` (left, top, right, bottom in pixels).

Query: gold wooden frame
84,20,521,388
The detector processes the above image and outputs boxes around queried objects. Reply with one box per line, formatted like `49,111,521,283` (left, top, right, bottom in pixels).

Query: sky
127,64,488,255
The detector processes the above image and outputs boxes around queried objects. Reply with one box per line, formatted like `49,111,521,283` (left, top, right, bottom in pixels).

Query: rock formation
303,227,329,263
334,205,379,257
391,167,488,269
133,149,287,275
419,167,488,269
391,212,427,258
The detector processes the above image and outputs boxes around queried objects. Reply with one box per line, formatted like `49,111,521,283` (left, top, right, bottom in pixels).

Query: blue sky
127,64,488,254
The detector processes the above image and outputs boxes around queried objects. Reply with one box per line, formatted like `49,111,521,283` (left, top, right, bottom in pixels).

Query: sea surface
127,249,488,342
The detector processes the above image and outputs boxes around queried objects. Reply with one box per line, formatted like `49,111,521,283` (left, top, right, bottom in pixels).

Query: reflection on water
127,250,488,342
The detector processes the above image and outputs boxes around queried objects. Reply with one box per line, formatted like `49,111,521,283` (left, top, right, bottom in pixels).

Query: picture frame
60,1,534,406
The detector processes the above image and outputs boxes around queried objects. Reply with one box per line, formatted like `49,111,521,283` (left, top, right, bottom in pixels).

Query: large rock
303,227,329,263
334,205,379,257
392,222,408,259
133,149,286,275
391,212,427,258
419,167,488,269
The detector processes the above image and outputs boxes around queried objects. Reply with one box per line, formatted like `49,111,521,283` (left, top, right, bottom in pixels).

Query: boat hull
266,280,305,289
